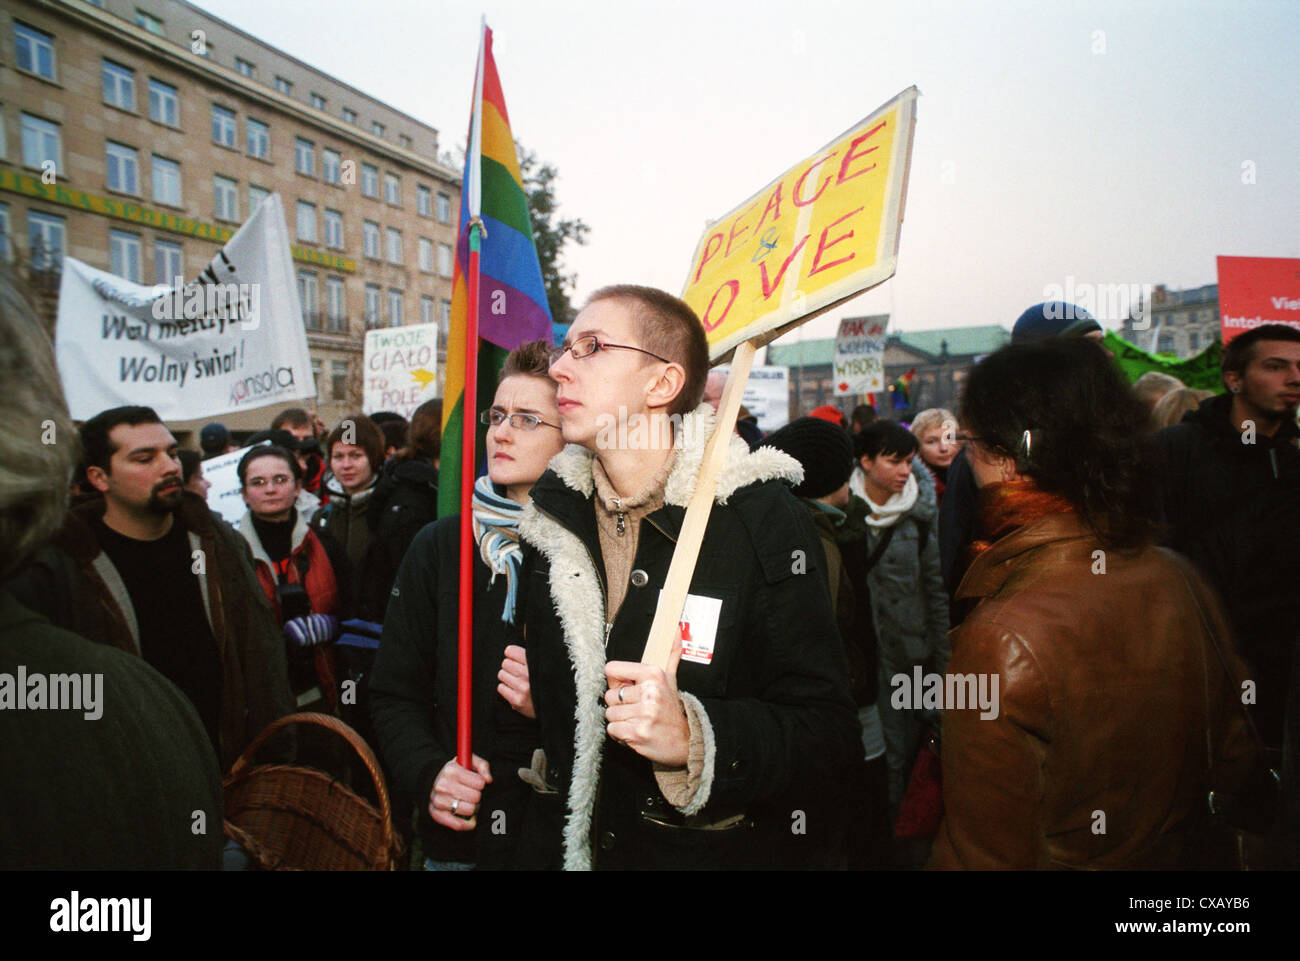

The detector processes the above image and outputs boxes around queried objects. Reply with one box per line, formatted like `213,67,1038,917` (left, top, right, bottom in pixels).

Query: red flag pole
456,220,483,768
456,18,488,769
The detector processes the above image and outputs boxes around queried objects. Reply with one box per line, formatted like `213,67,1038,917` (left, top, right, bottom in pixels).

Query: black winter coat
518,405,862,870
368,515,554,868
360,458,439,622
1154,392,1300,747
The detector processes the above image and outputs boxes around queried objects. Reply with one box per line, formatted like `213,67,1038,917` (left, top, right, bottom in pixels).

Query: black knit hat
760,416,854,500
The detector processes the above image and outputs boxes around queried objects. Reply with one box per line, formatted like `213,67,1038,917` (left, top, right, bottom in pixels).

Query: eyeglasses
549,334,670,366
480,408,562,431
246,474,294,488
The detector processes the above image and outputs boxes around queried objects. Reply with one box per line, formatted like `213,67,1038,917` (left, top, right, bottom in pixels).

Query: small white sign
832,315,888,397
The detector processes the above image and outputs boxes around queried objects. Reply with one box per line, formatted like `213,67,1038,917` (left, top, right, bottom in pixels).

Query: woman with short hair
909,408,958,507
369,341,567,870
930,338,1256,869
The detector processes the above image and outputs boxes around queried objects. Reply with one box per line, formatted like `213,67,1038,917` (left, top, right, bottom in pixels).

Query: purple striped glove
283,613,339,648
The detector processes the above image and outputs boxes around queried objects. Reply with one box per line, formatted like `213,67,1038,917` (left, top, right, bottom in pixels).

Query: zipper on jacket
529,502,609,605
612,497,626,536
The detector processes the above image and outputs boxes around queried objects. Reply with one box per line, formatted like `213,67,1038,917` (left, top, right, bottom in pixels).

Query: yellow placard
682,87,917,361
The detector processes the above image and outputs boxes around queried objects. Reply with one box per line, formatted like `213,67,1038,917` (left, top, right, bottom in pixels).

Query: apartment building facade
1120,283,1220,360
0,0,460,432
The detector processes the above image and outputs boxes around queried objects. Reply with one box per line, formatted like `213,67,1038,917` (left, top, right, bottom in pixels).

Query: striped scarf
471,474,523,624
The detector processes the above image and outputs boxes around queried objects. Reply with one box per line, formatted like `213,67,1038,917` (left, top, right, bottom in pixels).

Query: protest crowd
2,267,1298,873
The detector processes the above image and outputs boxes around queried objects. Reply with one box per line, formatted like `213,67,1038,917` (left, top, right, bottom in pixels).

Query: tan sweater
590,447,707,809
591,449,676,627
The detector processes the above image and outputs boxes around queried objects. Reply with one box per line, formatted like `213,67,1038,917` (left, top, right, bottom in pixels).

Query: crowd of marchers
1,273,1297,871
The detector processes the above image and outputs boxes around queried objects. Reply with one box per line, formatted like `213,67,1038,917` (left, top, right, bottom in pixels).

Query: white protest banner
55,194,315,420
200,444,256,523
363,323,440,419
832,314,888,396
714,364,790,431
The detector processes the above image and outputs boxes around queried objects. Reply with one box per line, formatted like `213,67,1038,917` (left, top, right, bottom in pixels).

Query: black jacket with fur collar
518,404,861,870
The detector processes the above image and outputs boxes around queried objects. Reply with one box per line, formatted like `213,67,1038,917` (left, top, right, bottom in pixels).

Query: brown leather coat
928,512,1256,869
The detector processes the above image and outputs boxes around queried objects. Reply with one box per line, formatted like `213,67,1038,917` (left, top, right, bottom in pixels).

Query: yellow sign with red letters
682,86,917,362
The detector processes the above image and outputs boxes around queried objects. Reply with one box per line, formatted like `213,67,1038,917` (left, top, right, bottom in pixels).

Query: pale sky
199,0,1299,343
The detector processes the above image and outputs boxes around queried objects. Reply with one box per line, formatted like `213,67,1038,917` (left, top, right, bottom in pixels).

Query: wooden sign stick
641,339,756,670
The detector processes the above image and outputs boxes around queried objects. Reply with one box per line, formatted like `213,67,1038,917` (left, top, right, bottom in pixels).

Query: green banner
1103,330,1224,393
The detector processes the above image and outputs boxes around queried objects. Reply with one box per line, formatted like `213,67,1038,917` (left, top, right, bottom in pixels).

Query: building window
214,175,238,222
364,284,381,329
331,360,348,401
362,221,380,259
384,172,401,206
1156,328,1176,354
323,148,341,185
310,93,326,110
15,23,56,80
438,299,451,342
105,141,139,194
418,237,433,273
326,276,346,332
371,121,385,138
298,271,318,329
342,107,357,125
324,208,344,249
148,78,179,125
361,163,378,198
0,203,10,264
310,358,322,395
20,114,60,171
417,184,431,217
246,118,269,159
386,227,402,265
420,295,434,326
296,201,317,243
102,60,136,110
387,288,403,327
436,192,452,224
212,105,237,148
28,210,66,271
109,229,141,283
437,242,453,278
234,57,255,78
295,137,314,176
135,10,164,36
1188,329,1200,351
399,134,412,150
248,184,269,216
154,238,183,286
274,76,293,95
151,154,181,205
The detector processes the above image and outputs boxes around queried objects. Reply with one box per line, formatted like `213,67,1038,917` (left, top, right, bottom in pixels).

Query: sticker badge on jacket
665,591,723,665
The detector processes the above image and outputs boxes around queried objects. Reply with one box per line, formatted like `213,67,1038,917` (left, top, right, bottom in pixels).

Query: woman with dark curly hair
929,337,1256,869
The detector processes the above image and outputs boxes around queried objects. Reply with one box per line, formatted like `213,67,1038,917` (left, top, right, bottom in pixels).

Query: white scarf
852,467,919,528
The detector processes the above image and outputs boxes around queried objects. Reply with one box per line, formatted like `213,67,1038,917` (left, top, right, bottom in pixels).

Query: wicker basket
223,712,403,871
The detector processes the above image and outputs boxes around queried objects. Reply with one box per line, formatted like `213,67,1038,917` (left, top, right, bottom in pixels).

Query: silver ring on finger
451,798,460,815
617,686,625,703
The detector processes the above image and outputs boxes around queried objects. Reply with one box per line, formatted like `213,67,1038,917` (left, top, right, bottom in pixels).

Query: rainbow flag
438,24,552,519
890,367,916,410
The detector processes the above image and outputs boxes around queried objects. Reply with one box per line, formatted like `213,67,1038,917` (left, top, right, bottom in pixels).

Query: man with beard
6,406,291,771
